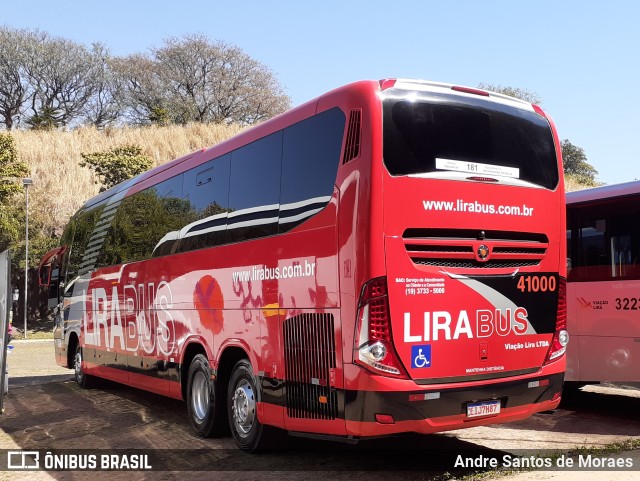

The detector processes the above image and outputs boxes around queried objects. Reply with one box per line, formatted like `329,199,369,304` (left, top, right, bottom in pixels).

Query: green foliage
149,106,170,126
0,133,29,203
0,132,18,163
561,139,599,186
0,204,21,252
0,133,29,255
0,201,57,270
80,145,153,191
26,107,62,131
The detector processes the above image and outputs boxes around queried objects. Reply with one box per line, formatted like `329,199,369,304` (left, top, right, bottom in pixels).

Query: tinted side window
178,154,231,252
228,132,282,242
66,207,103,280
279,108,345,230
567,195,640,281
99,174,193,265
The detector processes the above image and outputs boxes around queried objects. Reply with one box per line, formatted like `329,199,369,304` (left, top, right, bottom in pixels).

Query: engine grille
283,313,337,419
403,228,548,270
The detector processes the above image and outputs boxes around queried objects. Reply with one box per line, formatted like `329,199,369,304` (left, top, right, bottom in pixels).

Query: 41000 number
516,275,557,293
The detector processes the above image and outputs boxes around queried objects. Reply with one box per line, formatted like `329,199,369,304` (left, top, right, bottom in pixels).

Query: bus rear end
348,80,567,436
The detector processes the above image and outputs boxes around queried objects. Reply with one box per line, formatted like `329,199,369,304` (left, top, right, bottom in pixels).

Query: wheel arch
67,331,79,369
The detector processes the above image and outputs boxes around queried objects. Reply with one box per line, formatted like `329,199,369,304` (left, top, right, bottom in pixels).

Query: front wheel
228,359,284,451
74,344,95,389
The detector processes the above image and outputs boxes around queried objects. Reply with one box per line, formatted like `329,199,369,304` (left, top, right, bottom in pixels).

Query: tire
187,354,225,437
74,344,95,389
228,359,284,451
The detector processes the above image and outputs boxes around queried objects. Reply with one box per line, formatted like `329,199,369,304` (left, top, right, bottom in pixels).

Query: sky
3,0,639,185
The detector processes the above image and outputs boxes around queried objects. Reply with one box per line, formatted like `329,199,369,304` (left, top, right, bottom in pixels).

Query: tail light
545,276,569,364
354,277,408,378
451,85,490,97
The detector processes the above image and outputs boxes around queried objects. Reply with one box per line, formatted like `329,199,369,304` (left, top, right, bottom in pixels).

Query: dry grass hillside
11,123,245,237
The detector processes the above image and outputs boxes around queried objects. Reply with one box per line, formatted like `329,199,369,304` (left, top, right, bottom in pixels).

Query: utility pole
22,178,33,339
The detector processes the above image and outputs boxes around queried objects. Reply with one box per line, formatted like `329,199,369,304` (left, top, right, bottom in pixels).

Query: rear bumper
345,399,561,437
343,364,564,437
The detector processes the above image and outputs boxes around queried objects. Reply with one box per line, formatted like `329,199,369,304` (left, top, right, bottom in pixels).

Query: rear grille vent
403,228,548,270
342,109,362,164
283,313,337,419
413,259,540,269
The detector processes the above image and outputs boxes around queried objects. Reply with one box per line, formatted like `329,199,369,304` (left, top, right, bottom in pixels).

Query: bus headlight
558,329,569,347
364,341,387,362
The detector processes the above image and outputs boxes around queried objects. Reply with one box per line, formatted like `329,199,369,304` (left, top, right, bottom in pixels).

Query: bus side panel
567,280,640,382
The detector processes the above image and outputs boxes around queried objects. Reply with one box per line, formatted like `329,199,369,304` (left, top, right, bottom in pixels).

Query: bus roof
566,180,640,205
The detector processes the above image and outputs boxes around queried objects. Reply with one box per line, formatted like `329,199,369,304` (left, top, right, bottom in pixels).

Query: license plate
466,400,501,418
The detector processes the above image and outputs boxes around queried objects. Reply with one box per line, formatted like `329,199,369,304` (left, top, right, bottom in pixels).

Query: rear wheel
228,359,284,451
187,354,225,437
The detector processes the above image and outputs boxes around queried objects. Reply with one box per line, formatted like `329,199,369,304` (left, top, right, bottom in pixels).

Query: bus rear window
382,91,559,189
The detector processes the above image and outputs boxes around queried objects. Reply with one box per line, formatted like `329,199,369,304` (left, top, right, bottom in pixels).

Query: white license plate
466,400,501,418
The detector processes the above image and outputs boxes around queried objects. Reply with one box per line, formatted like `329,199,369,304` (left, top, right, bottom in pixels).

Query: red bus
565,180,640,385
39,79,567,451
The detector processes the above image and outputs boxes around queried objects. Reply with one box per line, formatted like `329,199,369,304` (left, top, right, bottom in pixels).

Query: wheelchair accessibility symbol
411,345,432,368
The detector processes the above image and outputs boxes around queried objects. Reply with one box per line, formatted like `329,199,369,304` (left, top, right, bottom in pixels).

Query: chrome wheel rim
191,371,210,422
74,349,83,382
232,379,255,437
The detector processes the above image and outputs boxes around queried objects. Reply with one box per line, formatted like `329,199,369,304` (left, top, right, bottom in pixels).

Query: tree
81,43,125,128
477,83,542,105
80,145,153,191
115,34,290,125
25,106,61,131
22,31,98,128
0,27,34,130
0,133,29,252
0,133,29,202
561,139,599,186
110,54,170,125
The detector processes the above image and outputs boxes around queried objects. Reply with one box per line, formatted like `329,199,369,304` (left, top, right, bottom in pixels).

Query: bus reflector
528,379,550,389
409,392,441,402
375,413,395,424
354,277,408,378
